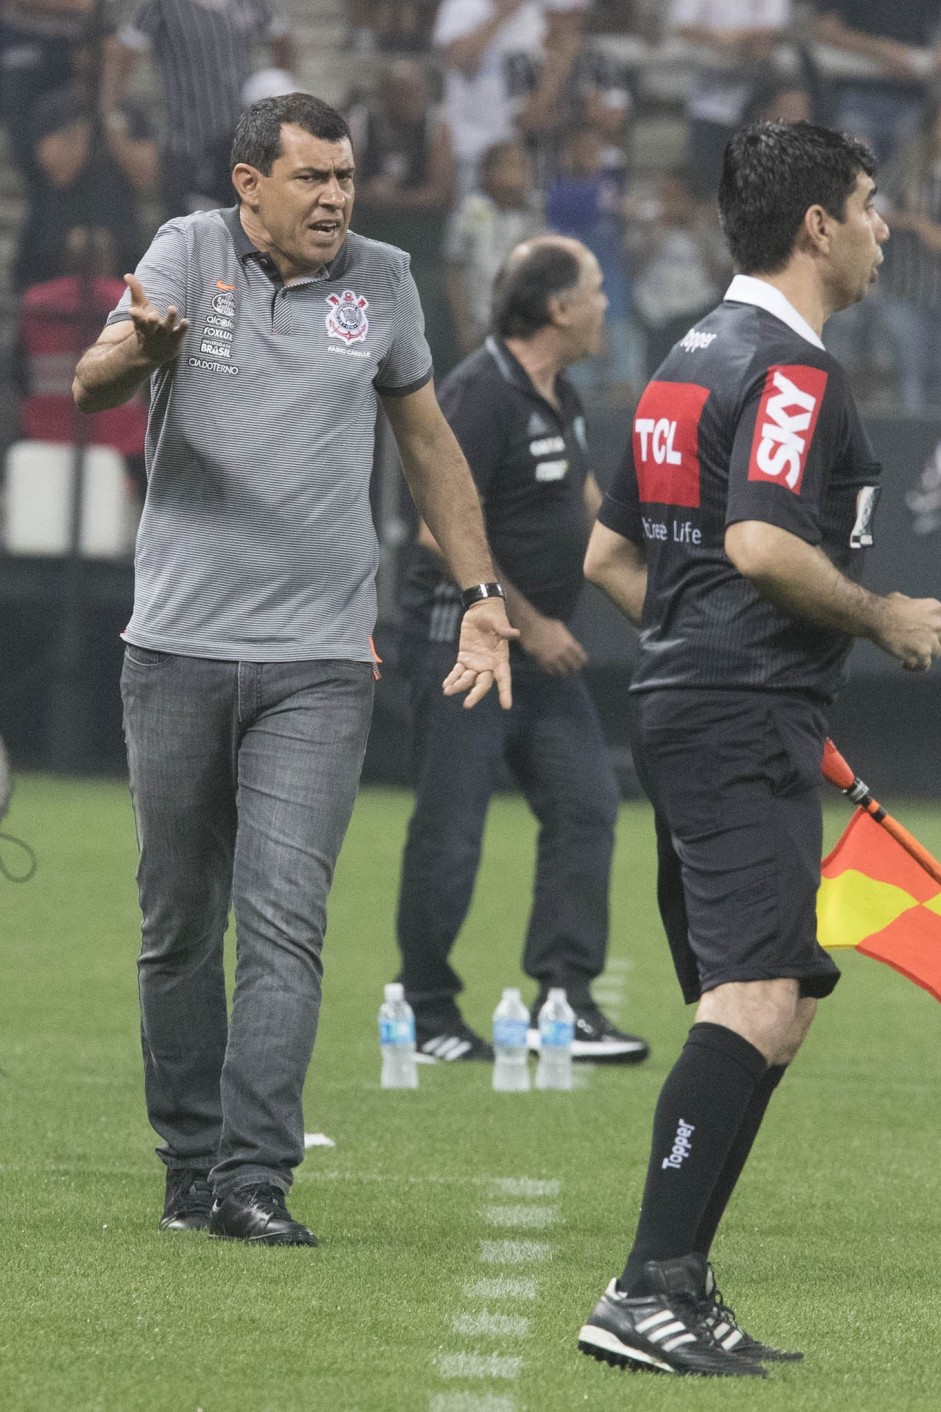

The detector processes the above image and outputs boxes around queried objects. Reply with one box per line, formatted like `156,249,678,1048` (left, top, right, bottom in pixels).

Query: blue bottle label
493,1017,528,1048
380,1017,414,1046
540,1019,573,1049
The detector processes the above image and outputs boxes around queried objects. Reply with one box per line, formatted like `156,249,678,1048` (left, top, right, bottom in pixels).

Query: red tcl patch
632,381,710,507
748,364,828,494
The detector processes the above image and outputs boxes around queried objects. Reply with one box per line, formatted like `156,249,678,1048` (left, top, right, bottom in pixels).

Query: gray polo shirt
108,206,433,661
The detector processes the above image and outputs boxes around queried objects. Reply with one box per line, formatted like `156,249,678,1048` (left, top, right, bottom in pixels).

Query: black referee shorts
631,688,841,1005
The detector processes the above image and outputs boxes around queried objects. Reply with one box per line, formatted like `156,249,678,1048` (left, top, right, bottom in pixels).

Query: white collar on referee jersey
724,274,825,351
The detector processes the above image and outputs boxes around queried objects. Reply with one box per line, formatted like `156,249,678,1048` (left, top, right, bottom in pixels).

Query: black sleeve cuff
374,365,434,398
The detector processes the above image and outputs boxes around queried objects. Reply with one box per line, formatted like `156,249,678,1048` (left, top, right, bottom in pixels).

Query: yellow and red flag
818,807,941,1002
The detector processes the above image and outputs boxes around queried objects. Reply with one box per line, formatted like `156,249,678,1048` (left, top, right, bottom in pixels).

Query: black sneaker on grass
577,1254,767,1378
209,1183,318,1246
528,1001,649,1064
699,1263,803,1363
159,1167,213,1231
415,1018,494,1062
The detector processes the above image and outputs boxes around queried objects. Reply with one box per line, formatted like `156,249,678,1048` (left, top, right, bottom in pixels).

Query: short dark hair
718,121,875,275
492,241,582,338
230,93,352,175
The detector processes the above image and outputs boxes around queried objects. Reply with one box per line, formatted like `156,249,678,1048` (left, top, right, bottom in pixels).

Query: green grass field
1,774,940,1412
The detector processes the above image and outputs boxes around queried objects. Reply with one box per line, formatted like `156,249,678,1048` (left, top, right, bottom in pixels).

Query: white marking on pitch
488,1177,560,1199
428,1180,559,1412
467,1277,537,1301
451,1312,530,1338
485,1203,559,1230
430,1396,517,1412
479,1239,552,1264
437,1354,522,1380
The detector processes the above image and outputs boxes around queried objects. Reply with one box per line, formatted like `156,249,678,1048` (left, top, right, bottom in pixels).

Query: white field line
451,1313,531,1338
488,1178,560,1199
466,1277,537,1301
437,1354,523,1380
428,1177,562,1412
430,1396,517,1412
485,1204,559,1230
479,1239,552,1264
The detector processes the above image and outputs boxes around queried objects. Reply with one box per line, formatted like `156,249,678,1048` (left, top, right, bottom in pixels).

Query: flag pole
822,739,941,886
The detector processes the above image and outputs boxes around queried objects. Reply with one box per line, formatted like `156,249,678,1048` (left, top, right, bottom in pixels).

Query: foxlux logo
661,1118,695,1170
748,364,827,494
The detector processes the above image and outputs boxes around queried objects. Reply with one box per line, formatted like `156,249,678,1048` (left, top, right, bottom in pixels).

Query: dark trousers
121,649,374,1195
395,638,620,1013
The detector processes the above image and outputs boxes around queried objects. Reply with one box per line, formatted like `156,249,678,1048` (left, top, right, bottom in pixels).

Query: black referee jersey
600,288,881,702
401,336,593,642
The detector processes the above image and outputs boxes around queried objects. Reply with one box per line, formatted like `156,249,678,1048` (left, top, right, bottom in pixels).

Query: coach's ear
231,163,262,209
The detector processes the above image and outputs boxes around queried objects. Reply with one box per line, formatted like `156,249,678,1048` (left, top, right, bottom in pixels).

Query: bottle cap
502,987,521,1000
548,987,567,1001
384,982,404,1002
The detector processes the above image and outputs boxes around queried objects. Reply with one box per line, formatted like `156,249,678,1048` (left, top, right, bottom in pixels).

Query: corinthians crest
326,289,369,344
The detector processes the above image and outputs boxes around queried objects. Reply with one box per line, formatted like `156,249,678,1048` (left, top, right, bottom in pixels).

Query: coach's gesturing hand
124,273,190,365
73,274,191,413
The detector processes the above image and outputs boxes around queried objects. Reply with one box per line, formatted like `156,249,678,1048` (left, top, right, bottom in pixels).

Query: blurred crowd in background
3,0,941,488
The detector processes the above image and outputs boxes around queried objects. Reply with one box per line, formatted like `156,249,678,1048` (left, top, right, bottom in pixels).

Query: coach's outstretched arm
382,382,519,708
73,274,189,413
726,519,941,671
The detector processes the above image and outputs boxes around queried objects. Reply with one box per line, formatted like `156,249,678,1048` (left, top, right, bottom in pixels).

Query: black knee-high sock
693,1063,786,1260
619,1022,768,1295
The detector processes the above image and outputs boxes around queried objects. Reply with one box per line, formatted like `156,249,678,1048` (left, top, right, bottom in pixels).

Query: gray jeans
120,649,375,1197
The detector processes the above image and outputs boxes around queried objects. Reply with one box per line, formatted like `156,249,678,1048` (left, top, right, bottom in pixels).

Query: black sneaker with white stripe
415,1018,494,1063
699,1263,803,1363
578,1254,766,1377
528,1000,649,1064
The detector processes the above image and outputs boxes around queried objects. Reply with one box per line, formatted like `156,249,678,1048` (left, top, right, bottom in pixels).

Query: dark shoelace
241,1183,289,1216
168,1171,213,1216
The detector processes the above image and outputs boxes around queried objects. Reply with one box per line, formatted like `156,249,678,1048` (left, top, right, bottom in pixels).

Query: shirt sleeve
106,220,189,325
372,259,434,396
437,373,508,499
725,357,845,544
597,444,645,547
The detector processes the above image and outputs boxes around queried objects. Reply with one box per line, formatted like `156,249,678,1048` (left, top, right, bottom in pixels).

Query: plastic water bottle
492,987,531,1092
535,988,575,1091
379,983,418,1089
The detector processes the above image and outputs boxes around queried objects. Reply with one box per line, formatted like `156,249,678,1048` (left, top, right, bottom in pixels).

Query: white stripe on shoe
577,1324,675,1374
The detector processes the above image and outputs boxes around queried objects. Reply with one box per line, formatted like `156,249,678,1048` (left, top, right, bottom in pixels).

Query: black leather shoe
159,1167,214,1231
209,1183,319,1246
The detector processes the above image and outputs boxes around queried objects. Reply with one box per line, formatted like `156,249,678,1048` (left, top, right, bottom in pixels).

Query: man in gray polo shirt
73,93,516,1247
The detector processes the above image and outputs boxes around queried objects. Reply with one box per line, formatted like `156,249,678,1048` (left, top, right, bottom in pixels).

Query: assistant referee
577,121,941,1376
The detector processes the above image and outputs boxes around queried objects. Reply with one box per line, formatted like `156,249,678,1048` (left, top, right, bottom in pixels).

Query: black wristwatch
460,582,506,613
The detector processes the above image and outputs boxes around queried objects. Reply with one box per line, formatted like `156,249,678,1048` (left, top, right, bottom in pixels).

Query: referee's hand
124,273,189,365
443,600,519,710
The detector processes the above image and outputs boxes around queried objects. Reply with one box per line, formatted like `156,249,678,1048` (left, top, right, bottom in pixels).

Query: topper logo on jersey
632,381,710,508
748,364,828,494
326,289,369,344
